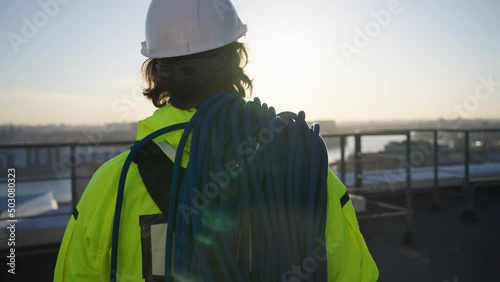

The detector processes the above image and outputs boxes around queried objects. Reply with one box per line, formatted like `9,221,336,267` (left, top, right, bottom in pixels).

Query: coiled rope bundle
111,93,329,282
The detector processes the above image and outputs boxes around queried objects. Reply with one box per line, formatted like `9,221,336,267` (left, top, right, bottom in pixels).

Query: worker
54,0,379,281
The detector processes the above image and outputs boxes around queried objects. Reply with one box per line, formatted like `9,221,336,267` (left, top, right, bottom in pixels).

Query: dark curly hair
142,41,253,109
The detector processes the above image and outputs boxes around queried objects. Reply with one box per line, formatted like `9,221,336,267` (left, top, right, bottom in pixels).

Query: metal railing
0,141,133,220
0,128,499,246
321,128,500,243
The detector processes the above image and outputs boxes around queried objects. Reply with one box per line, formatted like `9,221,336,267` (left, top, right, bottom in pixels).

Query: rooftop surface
362,185,500,282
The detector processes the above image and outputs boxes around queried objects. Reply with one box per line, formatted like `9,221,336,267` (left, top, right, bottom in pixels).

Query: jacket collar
136,104,196,165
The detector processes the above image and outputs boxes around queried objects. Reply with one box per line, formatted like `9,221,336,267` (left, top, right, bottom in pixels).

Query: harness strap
132,140,184,216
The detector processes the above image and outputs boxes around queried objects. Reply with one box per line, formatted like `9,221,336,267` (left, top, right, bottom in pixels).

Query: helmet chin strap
155,54,227,80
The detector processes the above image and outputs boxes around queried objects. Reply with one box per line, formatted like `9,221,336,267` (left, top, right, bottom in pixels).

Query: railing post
432,130,440,212
354,135,362,187
70,145,78,211
340,136,346,183
403,131,415,245
461,130,477,222
464,130,470,184
406,133,412,189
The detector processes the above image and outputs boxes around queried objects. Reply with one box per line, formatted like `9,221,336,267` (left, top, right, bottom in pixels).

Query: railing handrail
1,128,499,149
0,140,135,150
321,127,500,138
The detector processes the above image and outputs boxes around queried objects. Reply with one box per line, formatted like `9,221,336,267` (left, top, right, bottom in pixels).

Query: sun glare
260,35,307,82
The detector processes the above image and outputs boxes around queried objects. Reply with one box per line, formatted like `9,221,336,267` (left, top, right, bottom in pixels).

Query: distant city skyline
1,0,500,125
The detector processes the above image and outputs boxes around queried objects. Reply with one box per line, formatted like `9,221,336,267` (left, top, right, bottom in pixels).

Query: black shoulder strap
132,141,184,216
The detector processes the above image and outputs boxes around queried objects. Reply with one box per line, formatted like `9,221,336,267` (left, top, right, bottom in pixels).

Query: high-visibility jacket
54,103,379,281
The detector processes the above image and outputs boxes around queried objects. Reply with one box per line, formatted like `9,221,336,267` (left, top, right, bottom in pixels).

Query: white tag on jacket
150,223,167,276
156,141,177,162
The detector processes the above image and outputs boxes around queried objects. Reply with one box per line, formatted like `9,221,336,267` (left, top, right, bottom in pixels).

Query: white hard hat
141,0,248,58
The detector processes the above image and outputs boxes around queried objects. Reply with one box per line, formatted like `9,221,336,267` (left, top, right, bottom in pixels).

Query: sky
1,0,499,125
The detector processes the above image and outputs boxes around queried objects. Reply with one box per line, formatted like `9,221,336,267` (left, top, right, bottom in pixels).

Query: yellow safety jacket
54,103,379,281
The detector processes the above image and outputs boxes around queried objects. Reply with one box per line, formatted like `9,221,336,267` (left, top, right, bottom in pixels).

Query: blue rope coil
111,92,329,281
